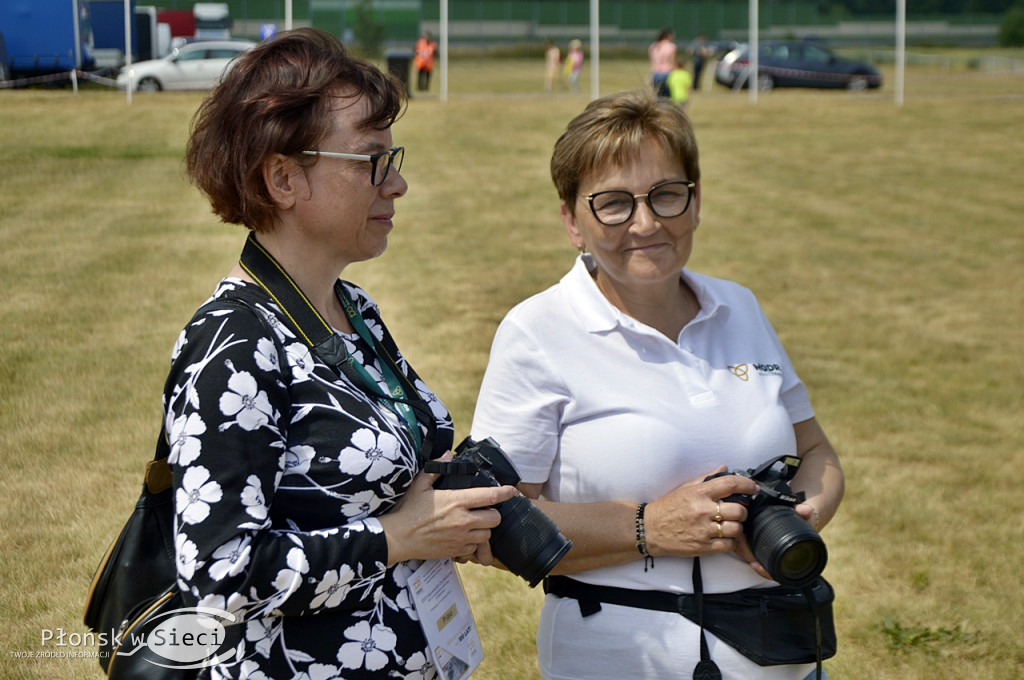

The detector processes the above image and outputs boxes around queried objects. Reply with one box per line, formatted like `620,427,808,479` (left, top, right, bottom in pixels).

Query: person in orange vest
414,30,438,92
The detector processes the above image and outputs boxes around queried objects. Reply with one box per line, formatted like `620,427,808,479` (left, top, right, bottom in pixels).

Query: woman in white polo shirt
471,90,845,680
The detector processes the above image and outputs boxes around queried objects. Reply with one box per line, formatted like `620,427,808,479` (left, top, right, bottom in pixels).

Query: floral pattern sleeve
163,279,452,679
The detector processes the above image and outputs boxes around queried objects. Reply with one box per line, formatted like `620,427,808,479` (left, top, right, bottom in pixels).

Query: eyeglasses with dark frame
584,180,696,226
301,146,405,187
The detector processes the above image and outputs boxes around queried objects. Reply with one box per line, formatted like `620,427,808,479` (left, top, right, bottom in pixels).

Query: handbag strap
144,428,172,494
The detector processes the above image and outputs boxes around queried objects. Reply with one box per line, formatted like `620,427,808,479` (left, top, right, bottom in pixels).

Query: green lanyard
336,287,423,452
238,233,423,452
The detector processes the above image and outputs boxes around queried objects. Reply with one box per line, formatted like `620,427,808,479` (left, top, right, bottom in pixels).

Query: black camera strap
238,232,440,462
691,557,723,680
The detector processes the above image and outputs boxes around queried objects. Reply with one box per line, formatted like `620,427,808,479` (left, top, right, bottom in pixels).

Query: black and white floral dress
163,278,453,679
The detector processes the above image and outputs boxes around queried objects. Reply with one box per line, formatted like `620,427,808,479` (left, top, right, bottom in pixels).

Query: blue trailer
90,0,136,67
0,0,96,79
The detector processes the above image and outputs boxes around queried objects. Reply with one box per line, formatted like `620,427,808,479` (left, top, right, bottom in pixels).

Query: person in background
564,39,584,93
648,28,677,98
174,28,515,679
690,33,710,91
414,30,438,92
545,39,563,92
471,89,844,680
667,53,693,109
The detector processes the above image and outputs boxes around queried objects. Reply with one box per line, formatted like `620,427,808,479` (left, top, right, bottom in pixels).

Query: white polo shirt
471,255,817,679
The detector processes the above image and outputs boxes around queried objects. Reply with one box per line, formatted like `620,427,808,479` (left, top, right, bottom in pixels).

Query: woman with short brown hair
169,28,514,678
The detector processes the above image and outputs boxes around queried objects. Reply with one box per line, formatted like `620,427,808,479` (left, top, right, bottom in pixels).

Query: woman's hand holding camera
379,452,517,567
644,466,759,560
795,502,821,531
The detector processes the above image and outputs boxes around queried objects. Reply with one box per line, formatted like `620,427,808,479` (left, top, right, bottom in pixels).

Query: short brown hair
550,89,700,216
185,28,407,232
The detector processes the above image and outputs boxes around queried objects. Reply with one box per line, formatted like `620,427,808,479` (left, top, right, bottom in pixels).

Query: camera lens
490,493,572,587
748,505,827,588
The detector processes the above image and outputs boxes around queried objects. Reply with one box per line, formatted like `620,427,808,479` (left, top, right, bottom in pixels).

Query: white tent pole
286,0,293,30
440,0,449,103
749,0,758,104
895,0,905,106
73,0,83,72
124,0,133,105
590,0,600,100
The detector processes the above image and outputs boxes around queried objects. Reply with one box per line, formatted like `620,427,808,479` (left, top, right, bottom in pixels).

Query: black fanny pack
544,560,836,675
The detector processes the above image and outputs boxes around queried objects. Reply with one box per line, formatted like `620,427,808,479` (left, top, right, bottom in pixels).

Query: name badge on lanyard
403,559,483,680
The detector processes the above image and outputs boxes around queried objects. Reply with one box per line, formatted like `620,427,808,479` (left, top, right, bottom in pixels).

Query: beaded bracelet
635,502,654,571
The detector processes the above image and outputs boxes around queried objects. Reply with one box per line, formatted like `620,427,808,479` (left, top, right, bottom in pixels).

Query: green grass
1,54,1022,679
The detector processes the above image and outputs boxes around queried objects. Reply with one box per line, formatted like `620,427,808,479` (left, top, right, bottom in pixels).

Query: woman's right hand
644,466,760,559
378,454,517,566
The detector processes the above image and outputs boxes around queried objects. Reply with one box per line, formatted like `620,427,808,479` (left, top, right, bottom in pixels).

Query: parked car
117,40,255,92
715,40,882,92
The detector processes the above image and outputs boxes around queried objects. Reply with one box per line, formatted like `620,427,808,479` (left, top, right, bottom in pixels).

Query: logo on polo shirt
728,363,782,381
728,364,749,381
754,363,782,376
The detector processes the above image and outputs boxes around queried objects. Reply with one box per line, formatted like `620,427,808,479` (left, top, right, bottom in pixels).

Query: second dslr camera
425,437,572,587
707,455,827,588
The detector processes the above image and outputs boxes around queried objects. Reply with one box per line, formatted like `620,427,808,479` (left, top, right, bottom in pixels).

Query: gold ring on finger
713,501,724,524
715,521,724,539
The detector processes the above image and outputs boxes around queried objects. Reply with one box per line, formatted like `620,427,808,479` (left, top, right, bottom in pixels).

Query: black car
715,40,882,91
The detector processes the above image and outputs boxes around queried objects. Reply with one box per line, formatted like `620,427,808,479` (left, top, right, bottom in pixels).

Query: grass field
1,54,1022,679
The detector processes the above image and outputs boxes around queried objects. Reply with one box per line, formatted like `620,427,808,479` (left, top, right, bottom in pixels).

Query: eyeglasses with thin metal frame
584,180,696,226
301,146,405,187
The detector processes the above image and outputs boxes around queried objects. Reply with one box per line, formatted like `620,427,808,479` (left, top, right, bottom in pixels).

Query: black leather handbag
82,297,269,679
82,427,195,679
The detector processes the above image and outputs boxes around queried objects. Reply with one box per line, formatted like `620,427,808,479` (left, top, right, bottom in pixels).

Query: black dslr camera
706,455,827,588
425,437,573,587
